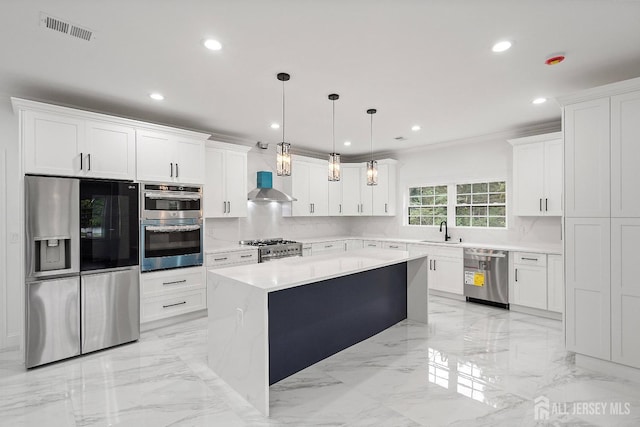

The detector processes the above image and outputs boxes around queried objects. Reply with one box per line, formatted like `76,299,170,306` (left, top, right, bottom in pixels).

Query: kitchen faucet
439,221,451,241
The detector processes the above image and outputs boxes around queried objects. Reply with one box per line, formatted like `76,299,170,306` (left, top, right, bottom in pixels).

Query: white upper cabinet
84,121,136,180
283,156,329,216
359,166,373,216
328,180,342,216
22,109,85,176
136,131,206,185
341,165,362,215
372,160,397,216
611,90,640,217
509,132,562,216
204,141,250,218
13,98,210,182
563,98,610,218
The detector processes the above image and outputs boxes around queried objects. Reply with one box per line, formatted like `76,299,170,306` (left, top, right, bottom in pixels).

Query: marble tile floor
1,296,639,426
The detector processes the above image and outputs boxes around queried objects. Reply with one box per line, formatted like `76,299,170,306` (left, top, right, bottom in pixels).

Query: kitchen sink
420,240,460,244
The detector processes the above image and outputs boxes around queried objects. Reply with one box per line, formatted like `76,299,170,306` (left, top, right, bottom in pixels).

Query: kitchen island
206,248,429,415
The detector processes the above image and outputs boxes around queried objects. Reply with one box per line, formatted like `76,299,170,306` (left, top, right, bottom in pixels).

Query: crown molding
556,76,640,106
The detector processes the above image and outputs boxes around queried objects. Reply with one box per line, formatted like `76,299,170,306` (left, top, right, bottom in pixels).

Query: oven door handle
145,225,201,232
145,192,201,201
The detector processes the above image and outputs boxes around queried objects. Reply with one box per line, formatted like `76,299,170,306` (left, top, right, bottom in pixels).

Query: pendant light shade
276,72,291,176
328,93,340,181
366,108,378,186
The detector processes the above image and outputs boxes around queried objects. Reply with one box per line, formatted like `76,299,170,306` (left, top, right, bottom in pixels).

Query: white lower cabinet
345,239,363,251
140,266,206,323
428,246,463,295
511,252,547,310
363,240,381,249
611,218,640,368
547,254,564,313
382,241,407,251
205,249,258,268
311,240,345,255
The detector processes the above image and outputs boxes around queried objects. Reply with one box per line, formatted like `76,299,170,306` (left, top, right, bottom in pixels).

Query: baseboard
140,309,207,333
429,289,466,301
510,304,562,320
576,354,640,383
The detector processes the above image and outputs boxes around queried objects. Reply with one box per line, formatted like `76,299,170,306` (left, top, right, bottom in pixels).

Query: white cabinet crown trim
557,76,640,106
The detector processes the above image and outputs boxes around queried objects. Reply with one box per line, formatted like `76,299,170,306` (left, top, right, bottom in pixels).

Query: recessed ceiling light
203,39,222,51
344,141,351,146
270,123,280,129
149,93,164,101
532,97,547,105
411,125,421,132
492,40,512,53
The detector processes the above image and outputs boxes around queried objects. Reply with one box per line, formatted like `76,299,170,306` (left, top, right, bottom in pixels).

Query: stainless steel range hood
248,171,296,202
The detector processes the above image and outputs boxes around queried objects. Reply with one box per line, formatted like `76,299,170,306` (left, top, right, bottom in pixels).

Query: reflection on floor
1,296,639,426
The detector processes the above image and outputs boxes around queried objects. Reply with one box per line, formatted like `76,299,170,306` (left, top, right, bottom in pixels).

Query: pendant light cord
332,99,336,153
282,79,285,143
370,113,373,160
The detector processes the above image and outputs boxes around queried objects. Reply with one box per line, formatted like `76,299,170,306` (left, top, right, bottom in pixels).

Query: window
407,180,507,228
455,181,506,228
408,185,447,226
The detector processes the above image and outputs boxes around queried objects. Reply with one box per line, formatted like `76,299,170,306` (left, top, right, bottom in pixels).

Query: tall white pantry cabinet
559,77,640,369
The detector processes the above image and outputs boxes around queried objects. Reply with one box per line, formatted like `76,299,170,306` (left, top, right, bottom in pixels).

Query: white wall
348,138,562,246
205,145,353,244
0,93,22,349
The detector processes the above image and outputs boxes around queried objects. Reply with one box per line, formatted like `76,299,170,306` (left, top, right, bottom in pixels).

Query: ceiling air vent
39,12,95,41
394,136,408,142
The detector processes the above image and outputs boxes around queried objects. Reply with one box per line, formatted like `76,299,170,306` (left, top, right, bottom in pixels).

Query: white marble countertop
207,248,427,293
290,235,562,255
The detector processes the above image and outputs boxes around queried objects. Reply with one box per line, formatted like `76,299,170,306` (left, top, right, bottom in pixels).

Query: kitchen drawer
311,240,345,253
514,252,547,267
141,267,204,297
363,240,381,248
141,288,206,323
206,249,258,268
382,241,407,250
433,245,463,259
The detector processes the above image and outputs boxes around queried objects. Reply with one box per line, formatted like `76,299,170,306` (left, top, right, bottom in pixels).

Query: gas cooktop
239,238,299,247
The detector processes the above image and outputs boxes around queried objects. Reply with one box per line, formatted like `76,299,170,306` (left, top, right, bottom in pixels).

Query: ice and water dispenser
25,175,79,278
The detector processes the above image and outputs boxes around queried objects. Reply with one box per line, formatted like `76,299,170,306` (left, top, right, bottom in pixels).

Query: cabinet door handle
433,260,436,271
539,198,542,212
163,279,187,286
228,201,231,213
545,198,548,211
80,152,83,170
176,163,179,178
522,257,538,261
88,153,91,171
170,163,174,177
163,301,187,309
385,203,388,213
240,254,253,258
515,268,518,282
214,257,228,261
223,201,227,213
429,259,433,270
339,204,342,214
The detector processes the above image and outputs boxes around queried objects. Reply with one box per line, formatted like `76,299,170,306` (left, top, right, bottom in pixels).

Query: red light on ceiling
545,55,565,66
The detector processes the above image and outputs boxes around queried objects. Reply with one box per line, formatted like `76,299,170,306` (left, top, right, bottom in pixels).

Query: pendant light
276,72,291,176
366,108,378,186
328,93,340,181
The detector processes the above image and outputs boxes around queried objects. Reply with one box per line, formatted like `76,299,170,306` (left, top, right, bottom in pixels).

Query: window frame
405,178,508,229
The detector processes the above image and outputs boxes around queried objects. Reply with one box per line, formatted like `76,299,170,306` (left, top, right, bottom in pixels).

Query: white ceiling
2,0,640,157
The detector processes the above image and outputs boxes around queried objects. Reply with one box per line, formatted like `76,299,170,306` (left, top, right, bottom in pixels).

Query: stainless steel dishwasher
463,248,509,308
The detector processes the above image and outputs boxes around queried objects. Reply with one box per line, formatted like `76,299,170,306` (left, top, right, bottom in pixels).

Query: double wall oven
140,184,203,272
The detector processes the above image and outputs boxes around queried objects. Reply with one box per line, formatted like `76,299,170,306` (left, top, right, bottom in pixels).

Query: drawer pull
389,245,399,248
214,257,228,261
240,254,253,258
521,257,538,261
325,245,333,248
163,279,187,286
163,301,186,309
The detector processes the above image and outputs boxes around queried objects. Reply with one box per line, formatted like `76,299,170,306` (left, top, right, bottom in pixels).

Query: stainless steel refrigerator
25,175,140,368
